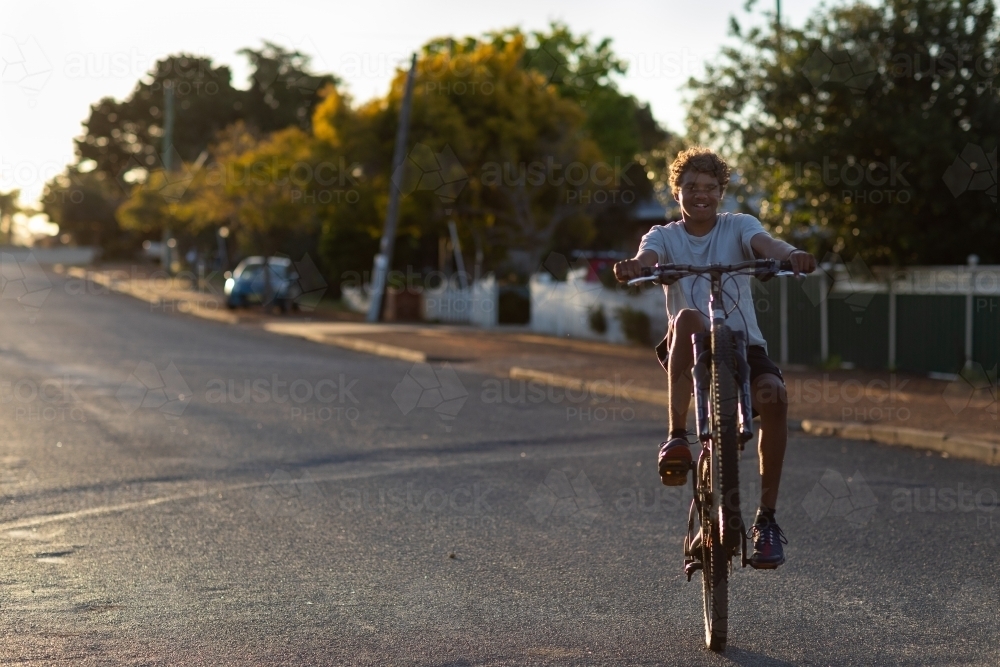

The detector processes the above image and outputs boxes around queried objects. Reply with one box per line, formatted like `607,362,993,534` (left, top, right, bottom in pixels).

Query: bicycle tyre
699,453,727,652
712,324,742,554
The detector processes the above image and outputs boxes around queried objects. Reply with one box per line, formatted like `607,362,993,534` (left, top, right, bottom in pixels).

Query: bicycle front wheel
712,324,743,553
699,452,728,652
701,323,742,652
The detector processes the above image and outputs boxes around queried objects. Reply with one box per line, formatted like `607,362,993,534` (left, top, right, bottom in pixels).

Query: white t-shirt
638,212,769,350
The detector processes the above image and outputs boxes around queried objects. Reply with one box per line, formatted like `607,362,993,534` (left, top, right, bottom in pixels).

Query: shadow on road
723,647,798,667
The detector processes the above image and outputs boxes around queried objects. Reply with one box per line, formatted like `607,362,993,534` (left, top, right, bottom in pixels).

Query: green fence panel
896,295,966,374
787,277,822,365
828,294,889,370
973,296,1000,371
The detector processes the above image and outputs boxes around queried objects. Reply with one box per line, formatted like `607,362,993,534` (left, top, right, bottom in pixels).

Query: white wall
342,275,499,328
530,268,668,345
423,274,498,327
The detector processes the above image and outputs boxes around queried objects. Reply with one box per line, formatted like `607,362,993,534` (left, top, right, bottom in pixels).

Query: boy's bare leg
752,373,788,510
668,309,707,432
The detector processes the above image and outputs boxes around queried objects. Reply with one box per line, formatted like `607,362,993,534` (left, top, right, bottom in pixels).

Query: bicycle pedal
684,559,702,580
658,458,690,486
659,471,687,486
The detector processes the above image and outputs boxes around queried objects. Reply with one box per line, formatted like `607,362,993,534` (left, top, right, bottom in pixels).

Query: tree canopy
687,0,1000,265
107,26,665,284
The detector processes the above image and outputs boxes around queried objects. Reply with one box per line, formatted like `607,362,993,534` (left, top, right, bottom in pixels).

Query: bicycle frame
691,270,755,449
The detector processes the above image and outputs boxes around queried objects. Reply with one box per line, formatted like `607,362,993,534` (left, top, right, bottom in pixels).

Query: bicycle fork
691,331,754,447
733,331,754,447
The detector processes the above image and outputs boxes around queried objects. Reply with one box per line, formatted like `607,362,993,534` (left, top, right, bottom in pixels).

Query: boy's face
677,170,722,225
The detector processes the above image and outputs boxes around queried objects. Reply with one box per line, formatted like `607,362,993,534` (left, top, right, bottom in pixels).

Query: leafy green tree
76,48,334,189
392,34,606,274
238,42,337,133
41,168,129,255
77,55,244,184
119,121,325,265
687,0,999,265
520,22,668,160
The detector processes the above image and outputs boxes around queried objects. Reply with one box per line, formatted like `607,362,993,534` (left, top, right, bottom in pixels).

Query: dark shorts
655,332,784,417
745,345,784,385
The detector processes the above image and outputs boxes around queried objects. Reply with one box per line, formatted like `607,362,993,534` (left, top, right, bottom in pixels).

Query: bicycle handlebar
626,259,795,286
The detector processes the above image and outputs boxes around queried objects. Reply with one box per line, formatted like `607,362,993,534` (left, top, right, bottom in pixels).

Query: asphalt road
1,268,998,666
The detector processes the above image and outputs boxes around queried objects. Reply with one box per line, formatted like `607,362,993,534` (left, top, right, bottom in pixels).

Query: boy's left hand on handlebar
788,250,817,276
614,259,644,282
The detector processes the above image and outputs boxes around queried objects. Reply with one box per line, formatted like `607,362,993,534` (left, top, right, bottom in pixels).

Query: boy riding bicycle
613,147,816,569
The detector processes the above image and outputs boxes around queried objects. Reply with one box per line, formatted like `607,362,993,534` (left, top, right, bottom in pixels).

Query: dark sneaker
658,438,692,486
748,518,787,569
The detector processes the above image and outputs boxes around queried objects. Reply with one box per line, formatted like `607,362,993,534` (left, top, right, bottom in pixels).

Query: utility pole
775,0,783,56
162,81,175,273
448,220,468,290
367,53,418,322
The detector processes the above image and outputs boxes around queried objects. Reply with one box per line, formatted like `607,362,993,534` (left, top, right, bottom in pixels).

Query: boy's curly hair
668,147,731,196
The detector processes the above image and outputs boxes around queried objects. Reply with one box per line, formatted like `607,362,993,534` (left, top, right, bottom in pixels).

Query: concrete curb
801,419,1000,465
509,367,670,405
279,330,427,364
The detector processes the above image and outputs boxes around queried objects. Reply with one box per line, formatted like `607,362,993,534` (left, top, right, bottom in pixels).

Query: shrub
498,287,530,324
588,305,607,334
616,306,652,346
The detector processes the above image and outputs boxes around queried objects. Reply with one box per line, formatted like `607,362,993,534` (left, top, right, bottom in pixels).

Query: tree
0,189,20,244
686,0,999,265
41,168,129,255
76,48,334,191
71,47,336,257
494,23,669,160
76,55,244,184
238,42,337,134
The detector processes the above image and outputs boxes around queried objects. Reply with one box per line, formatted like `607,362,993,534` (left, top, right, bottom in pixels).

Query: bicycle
628,258,795,652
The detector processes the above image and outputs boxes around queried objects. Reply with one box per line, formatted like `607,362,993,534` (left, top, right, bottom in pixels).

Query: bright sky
1,0,829,214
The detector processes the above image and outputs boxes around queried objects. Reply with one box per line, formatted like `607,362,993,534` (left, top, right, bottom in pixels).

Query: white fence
341,274,498,327
529,268,668,344
423,274,498,327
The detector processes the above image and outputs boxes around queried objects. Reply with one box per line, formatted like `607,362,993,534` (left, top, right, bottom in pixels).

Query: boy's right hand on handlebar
614,259,644,282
